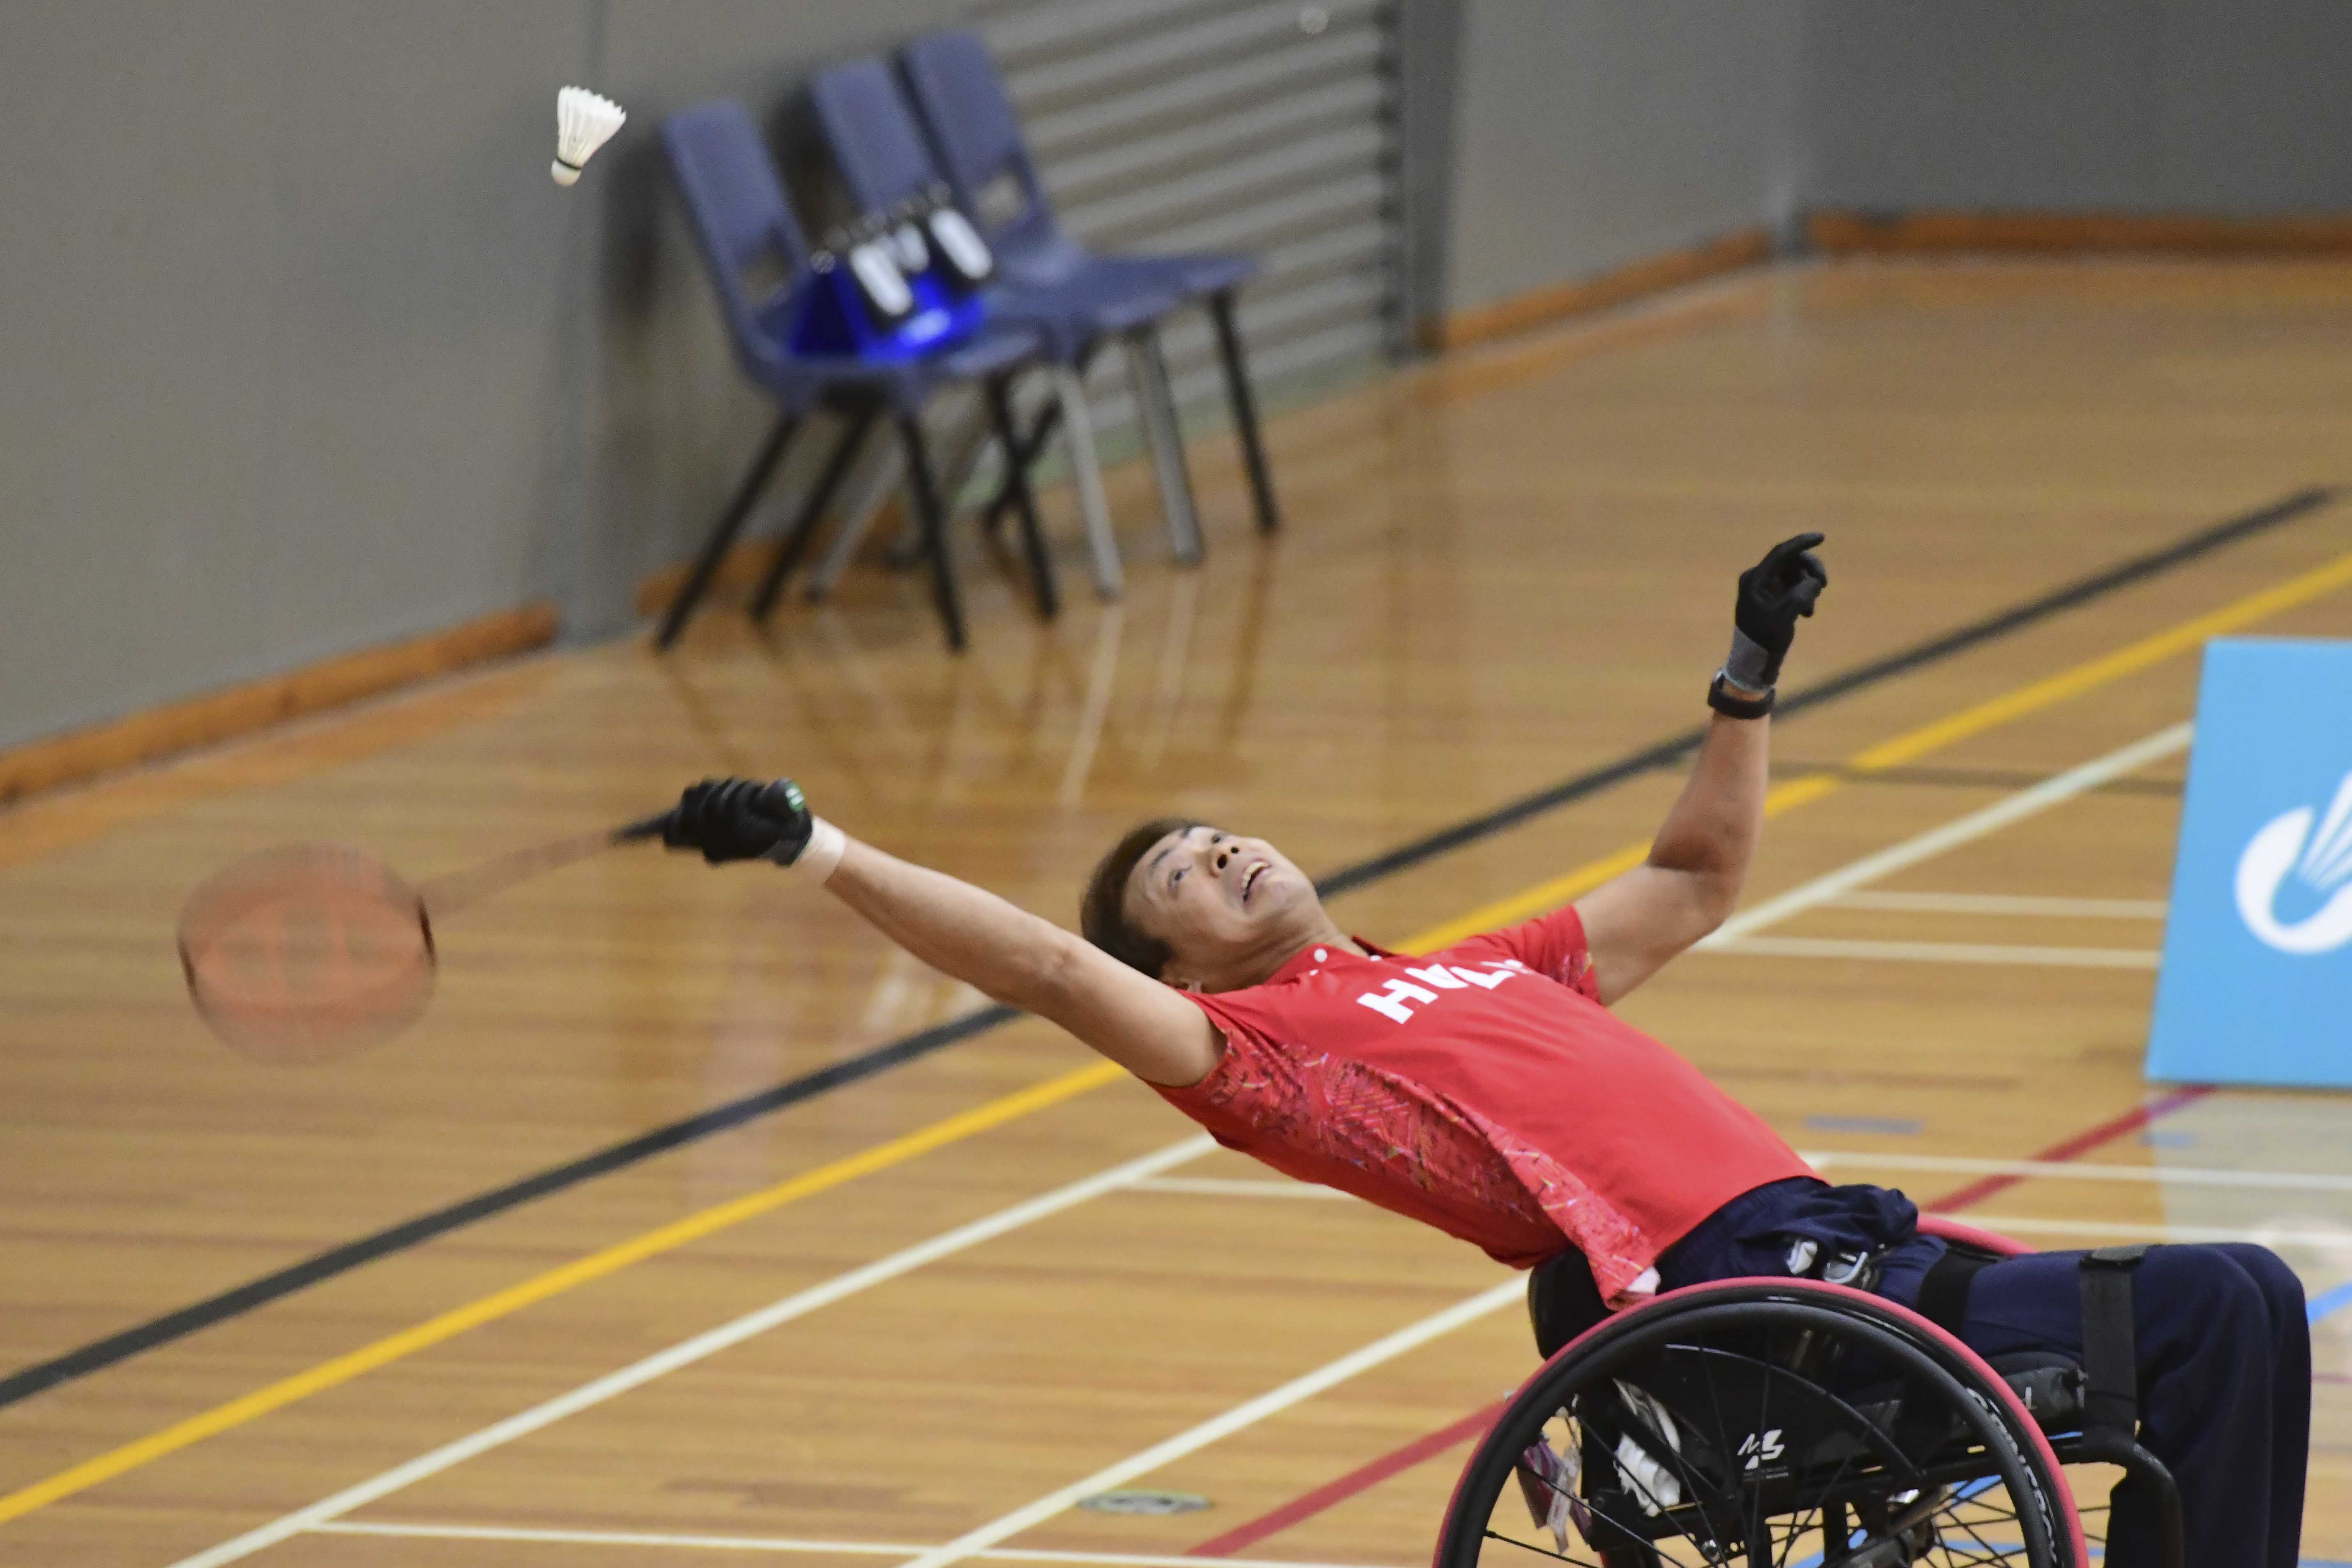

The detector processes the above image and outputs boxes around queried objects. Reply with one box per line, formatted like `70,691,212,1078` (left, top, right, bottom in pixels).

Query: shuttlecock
552,86,625,186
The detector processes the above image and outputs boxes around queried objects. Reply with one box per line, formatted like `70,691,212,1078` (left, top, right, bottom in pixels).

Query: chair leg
1209,289,1280,533
803,437,902,600
1123,326,1203,566
897,411,967,652
657,409,801,650
985,377,1058,619
982,396,1062,534
984,340,1093,534
1050,364,1122,600
875,403,995,571
751,405,878,622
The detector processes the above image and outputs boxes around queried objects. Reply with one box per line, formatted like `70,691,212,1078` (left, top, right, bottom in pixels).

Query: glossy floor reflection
3,258,2351,1566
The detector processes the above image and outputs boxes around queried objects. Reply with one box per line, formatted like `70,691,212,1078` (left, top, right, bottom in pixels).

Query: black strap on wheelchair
1914,1240,1998,1336
1527,1249,1610,1360
2079,1243,2149,1440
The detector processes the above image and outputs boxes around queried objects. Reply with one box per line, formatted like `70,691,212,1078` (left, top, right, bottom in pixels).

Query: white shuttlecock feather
552,86,625,186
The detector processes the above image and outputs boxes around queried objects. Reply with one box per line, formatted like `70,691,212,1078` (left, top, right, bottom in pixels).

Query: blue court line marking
1788,1479,1998,1568
2306,1278,2352,1325
1804,1115,1924,1136
1946,1545,2349,1565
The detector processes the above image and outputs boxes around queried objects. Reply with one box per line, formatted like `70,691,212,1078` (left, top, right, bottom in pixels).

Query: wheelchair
1435,1217,2185,1568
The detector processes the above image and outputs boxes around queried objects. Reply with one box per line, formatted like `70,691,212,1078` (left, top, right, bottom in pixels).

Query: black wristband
1708,670,1775,720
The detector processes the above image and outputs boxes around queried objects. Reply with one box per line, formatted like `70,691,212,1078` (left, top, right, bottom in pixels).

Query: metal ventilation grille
975,0,1403,433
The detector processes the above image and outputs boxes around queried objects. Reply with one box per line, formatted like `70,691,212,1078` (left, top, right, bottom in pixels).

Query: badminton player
657,535,2306,1568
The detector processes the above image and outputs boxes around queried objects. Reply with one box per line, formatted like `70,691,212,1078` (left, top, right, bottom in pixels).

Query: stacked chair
655,30,1282,651
656,101,1055,651
806,56,1167,608
899,31,1279,546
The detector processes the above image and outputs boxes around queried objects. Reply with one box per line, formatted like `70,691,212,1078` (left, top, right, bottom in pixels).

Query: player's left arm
1575,534,1827,1004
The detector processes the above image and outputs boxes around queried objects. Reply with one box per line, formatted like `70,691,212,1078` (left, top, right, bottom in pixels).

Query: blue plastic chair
809,55,1203,596
657,100,1055,652
897,29,1281,537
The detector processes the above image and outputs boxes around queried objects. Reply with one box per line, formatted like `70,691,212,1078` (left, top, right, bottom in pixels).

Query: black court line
1317,485,2331,896
0,484,2332,1412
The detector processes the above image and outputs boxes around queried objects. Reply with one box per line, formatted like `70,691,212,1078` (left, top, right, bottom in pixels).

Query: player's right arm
651,780,1222,1088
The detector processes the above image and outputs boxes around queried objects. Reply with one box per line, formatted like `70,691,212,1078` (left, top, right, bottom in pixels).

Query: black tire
1435,1285,2080,1568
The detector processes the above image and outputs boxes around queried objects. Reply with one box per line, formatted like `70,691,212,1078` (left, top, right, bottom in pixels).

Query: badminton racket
177,808,672,1065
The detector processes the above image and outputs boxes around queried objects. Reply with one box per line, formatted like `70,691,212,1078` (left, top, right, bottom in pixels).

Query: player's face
1124,824,1320,988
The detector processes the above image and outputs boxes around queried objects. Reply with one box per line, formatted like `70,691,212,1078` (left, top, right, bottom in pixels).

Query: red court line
1926,1084,2214,1212
1185,1402,1505,1557
1186,1086,2216,1556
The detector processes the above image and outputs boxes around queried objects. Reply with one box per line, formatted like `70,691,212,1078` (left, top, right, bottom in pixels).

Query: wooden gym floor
2,258,2351,1566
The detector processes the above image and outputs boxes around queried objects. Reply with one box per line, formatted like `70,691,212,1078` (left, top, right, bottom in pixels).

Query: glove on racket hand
659,778,815,866
1726,532,1829,690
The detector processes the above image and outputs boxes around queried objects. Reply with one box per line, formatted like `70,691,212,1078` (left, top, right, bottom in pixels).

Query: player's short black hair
1080,817,1198,978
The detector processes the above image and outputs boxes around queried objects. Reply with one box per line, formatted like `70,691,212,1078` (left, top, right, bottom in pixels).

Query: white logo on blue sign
2147,639,2352,1089
2235,769,2352,954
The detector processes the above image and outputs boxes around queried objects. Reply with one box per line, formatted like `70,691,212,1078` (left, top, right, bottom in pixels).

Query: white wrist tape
1724,625,1777,691
788,817,848,883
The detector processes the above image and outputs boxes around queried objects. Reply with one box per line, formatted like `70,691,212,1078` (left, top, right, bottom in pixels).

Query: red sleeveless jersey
1155,905,1812,1304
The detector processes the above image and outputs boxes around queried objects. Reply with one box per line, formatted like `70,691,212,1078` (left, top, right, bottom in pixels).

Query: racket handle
611,809,674,844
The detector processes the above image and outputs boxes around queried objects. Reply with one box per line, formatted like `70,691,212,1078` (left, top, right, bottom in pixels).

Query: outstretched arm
826,838,1221,1086
1574,709,1769,1002
653,781,1221,1088
1575,534,1827,1004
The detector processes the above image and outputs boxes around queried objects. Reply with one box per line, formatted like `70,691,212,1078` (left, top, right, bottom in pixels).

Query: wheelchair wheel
1435,1281,2083,1568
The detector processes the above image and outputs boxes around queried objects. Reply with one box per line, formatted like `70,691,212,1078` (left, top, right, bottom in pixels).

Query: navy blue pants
1960,1242,2309,1568
1657,1180,2311,1568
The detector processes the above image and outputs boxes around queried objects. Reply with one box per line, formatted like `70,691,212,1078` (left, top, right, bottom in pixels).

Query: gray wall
1435,0,2352,319
0,2,591,748
1440,0,1804,319
0,0,981,752
1799,0,2352,216
9,0,2352,753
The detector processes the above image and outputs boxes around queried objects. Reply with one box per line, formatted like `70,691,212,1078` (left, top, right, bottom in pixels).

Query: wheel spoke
1930,1491,2029,1568
1480,1526,1590,1564
1746,1322,1781,1566
1452,1298,2076,1568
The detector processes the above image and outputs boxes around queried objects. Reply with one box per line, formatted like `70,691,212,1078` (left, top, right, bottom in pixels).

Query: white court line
1700,723,2193,947
1802,1151,2352,1194
890,1280,1525,1568
1703,936,2158,969
168,723,2193,1568
315,1521,915,1555
308,1520,1387,1568
1827,891,2168,919
1126,1175,1355,1200
164,1135,1216,1568
1136,1176,2352,1251
1968,1216,2352,1247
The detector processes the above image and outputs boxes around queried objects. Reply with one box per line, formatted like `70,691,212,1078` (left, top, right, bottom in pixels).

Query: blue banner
2148,638,2352,1087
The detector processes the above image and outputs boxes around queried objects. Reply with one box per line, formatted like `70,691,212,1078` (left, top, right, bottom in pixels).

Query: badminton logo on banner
2149,638,2352,1088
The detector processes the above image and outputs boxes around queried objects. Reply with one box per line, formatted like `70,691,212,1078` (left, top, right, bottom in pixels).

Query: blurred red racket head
176,843,437,1064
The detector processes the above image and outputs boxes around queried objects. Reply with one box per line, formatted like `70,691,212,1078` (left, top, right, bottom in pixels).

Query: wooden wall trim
0,604,558,807
1809,209,2352,256
1429,228,1774,352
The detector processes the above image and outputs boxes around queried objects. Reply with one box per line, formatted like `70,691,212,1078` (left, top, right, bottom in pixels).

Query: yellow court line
0,1060,1125,1525
7,541,2352,1526
1404,543,2352,950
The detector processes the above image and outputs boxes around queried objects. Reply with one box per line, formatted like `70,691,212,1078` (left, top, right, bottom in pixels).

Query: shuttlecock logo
2235,768,2352,955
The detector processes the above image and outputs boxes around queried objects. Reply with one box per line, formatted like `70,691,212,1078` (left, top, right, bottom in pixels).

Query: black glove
657,777,815,866
1726,532,1829,691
